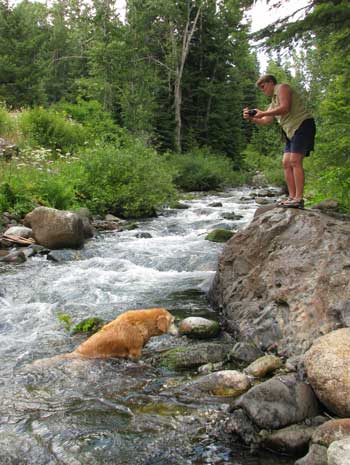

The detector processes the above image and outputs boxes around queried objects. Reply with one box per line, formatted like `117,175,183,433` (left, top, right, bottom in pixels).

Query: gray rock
24,207,84,249
0,250,26,264
327,438,350,465
209,208,350,357
135,232,152,239
304,329,350,416
234,374,320,430
295,444,328,465
179,317,220,339
222,212,244,221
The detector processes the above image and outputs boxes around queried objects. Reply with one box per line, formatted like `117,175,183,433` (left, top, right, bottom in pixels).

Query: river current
0,188,294,465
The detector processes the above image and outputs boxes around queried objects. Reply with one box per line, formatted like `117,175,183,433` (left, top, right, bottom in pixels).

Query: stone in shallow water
244,354,282,378
158,343,232,370
179,317,220,339
189,370,251,396
205,229,234,242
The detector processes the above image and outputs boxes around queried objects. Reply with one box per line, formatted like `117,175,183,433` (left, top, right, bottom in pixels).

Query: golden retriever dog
65,307,178,360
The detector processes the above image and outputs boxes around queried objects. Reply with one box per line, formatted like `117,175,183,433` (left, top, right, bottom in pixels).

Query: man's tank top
269,84,313,139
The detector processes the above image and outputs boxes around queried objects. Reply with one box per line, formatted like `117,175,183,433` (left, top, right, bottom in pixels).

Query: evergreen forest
0,0,349,219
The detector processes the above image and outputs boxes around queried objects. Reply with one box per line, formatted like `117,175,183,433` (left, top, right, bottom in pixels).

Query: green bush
305,165,350,211
19,107,88,153
54,99,129,145
74,142,176,217
167,148,245,192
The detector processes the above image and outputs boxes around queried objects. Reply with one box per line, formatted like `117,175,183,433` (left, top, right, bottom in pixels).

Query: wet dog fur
33,308,177,365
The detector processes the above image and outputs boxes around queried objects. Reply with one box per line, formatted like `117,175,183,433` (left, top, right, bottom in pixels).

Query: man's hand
243,107,264,121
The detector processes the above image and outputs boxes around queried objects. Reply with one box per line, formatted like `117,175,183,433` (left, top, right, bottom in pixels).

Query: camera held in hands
248,109,257,117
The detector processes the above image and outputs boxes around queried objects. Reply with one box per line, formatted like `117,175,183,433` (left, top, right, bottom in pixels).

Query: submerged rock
209,207,350,357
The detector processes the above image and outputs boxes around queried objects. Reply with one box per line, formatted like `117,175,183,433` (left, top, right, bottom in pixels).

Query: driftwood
1,234,35,246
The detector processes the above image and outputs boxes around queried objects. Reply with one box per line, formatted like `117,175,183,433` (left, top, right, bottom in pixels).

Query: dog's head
155,309,178,336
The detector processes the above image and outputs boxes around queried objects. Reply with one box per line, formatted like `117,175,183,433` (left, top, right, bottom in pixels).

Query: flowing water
0,188,294,465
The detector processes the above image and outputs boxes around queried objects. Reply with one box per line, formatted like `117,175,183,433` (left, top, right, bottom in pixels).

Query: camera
248,109,257,117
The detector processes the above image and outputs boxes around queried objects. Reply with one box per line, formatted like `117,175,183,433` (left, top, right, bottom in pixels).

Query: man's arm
243,107,274,125
254,84,292,119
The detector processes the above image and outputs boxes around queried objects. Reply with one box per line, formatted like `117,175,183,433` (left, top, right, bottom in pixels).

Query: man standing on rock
243,74,316,209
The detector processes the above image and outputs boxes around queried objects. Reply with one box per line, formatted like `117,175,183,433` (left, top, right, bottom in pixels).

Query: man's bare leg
290,152,305,199
282,152,296,198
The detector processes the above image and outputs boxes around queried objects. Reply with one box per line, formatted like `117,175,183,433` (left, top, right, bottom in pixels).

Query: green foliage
71,317,105,335
0,105,15,137
54,99,128,145
74,142,176,217
57,311,72,332
305,164,350,211
167,148,246,192
19,107,88,153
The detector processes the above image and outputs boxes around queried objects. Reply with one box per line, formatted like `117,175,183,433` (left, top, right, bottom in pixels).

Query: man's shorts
284,118,316,157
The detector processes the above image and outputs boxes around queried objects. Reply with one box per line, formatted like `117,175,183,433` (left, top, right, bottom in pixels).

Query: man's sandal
277,197,293,206
282,198,304,209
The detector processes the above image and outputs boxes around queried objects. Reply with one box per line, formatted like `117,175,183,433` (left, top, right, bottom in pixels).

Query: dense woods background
0,0,349,218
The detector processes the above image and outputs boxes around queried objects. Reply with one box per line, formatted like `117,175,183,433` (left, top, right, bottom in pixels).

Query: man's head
256,74,277,97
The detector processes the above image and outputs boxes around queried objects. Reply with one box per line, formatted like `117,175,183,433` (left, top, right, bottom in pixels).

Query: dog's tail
29,351,80,368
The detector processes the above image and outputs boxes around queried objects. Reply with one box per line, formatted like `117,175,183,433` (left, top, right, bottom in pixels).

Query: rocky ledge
208,205,350,357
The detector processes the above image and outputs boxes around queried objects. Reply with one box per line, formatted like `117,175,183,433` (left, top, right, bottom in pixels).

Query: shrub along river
0,188,294,465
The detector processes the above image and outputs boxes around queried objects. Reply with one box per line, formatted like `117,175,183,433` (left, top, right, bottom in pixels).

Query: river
0,188,294,465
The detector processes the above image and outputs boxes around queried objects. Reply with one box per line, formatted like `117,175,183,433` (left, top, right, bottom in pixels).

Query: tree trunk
174,2,202,153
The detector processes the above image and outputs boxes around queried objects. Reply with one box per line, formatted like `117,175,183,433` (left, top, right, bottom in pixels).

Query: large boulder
208,207,350,357
24,207,84,249
304,329,350,416
234,374,320,430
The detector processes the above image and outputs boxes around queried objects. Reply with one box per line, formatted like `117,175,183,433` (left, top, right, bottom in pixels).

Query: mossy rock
71,317,105,335
205,229,234,242
159,343,232,371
